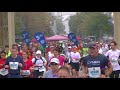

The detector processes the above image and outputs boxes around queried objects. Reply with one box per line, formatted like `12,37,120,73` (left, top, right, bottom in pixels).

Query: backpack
33,57,44,64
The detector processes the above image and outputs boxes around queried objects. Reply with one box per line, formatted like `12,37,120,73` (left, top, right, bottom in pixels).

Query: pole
8,12,15,49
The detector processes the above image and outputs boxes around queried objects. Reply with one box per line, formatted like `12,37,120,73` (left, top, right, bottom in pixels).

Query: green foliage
15,15,22,37
15,12,54,39
69,12,113,39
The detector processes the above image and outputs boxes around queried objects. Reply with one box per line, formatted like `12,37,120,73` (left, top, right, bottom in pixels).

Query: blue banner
22,31,29,39
34,32,46,48
68,33,78,46
24,38,30,44
22,31,30,45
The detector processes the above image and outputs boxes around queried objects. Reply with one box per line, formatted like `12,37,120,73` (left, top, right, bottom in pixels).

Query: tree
69,12,113,40
15,15,22,36
15,12,54,40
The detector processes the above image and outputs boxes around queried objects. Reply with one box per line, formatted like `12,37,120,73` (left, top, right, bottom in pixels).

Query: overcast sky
53,12,76,16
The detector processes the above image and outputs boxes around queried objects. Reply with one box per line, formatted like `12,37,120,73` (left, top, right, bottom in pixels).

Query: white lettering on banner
23,34,26,38
36,36,40,41
22,70,30,76
36,35,44,41
23,33,27,38
0,68,8,76
40,40,45,44
73,39,76,42
69,35,72,39
9,62,18,70
88,67,101,78
39,34,43,38
25,39,29,42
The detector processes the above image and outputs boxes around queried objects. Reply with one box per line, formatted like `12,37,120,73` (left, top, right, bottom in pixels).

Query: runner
97,43,103,54
63,43,68,56
4,45,11,58
31,51,36,59
32,50,47,78
82,44,113,78
43,58,59,78
47,46,54,62
18,44,28,56
51,48,65,67
64,46,72,71
101,43,109,55
105,41,120,78
70,46,81,78
12,44,20,55
27,50,32,61
5,47,24,78
0,51,8,78
28,43,33,53
21,51,34,78
58,66,71,78
82,44,89,57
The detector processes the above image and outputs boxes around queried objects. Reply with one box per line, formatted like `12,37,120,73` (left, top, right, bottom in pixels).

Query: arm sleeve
42,57,47,63
32,58,35,63
105,51,109,57
61,56,65,62
119,51,120,59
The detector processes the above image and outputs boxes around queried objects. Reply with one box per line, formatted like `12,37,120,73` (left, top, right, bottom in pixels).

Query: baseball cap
73,46,77,48
89,44,97,49
68,46,72,48
50,46,54,48
36,50,41,55
50,58,59,64
60,54,66,58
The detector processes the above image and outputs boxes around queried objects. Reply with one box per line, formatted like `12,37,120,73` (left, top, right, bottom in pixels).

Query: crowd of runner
0,40,120,78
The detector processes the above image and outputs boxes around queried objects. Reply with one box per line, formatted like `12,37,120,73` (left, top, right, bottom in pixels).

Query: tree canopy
15,12,54,39
69,12,113,40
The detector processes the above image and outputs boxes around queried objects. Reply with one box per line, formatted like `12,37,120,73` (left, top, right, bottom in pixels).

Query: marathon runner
58,66,71,78
0,51,8,78
105,41,120,78
70,45,81,78
32,50,47,78
82,44,113,78
43,58,59,78
21,51,34,78
5,47,24,78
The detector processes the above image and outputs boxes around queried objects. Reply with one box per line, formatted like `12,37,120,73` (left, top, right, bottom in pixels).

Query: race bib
72,59,76,62
88,67,101,78
39,63,43,66
9,62,18,70
0,68,8,76
38,66,45,72
22,70,30,76
111,58,118,66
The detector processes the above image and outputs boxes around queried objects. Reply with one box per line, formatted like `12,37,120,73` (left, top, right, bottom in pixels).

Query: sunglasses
50,63,58,65
36,54,41,55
